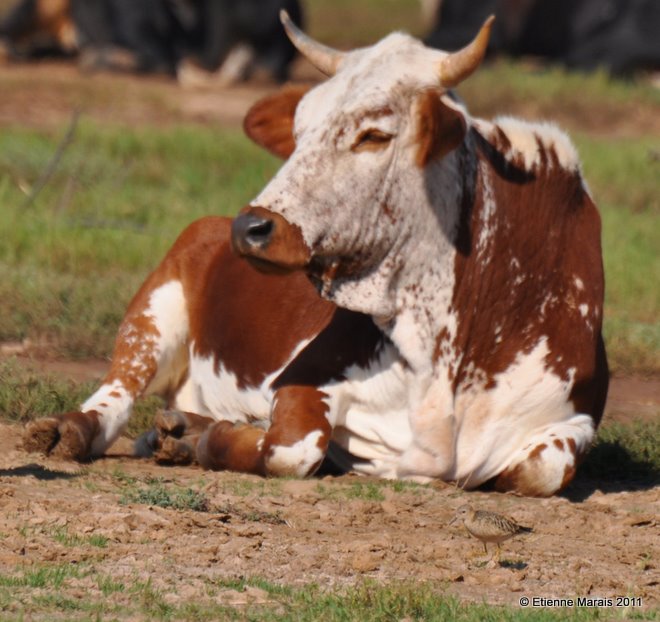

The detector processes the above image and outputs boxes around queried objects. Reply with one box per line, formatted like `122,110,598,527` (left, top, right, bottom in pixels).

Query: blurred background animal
0,0,304,82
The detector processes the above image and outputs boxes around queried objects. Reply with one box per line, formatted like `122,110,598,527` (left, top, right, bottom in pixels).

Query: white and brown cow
24,14,608,496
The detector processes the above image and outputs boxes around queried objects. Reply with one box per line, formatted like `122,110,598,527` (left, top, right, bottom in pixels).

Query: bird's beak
448,516,458,526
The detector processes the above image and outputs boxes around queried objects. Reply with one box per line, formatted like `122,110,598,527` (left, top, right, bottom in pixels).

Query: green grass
119,478,210,512
0,117,656,373
50,526,109,549
0,121,279,359
2,569,654,622
0,357,161,436
0,358,95,422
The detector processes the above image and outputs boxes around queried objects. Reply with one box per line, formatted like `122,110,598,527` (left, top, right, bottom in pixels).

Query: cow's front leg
197,386,332,477
23,278,189,461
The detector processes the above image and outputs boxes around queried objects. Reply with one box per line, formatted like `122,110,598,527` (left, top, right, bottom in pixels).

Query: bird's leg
483,542,488,555
494,544,502,565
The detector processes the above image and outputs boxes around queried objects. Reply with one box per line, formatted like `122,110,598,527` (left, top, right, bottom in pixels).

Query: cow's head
233,12,493,317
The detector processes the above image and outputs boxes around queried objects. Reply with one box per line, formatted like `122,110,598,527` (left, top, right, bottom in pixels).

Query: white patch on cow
266,430,325,476
82,380,132,456
479,117,581,173
451,337,579,487
322,342,414,479
574,277,585,291
187,338,312,426
539,293,558,317
579,304,589,317
144,281,189,396
476,161,496,258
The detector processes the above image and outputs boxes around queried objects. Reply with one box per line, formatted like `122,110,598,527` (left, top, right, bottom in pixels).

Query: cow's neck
328,143,475,379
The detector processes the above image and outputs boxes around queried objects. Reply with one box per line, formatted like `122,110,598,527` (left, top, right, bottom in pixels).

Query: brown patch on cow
415,90,467,167
109,391,121,398
189,218,334,388
553,438,564,450
243,85,311,159
233,205,312,271
528,443,547,460
561,463,576,490
493,125,511,152
566,437,577,455
433,326,451,364
197,421,266,473
450,126,608,427
380,200,396,223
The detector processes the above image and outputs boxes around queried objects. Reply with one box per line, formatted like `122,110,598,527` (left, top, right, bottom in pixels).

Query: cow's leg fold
197,386,332,477
494,414,596,497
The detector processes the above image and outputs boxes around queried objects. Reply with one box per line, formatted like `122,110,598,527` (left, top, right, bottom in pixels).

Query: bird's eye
352,129,394,152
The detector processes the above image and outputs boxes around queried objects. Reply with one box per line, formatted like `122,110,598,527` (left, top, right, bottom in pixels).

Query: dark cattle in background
191,0,303,82
70,0,189,74
0,0,76,59
425,0,660,76
0,0,303,81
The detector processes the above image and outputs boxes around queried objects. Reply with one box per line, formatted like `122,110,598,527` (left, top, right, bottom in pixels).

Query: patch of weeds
215,576,294,598
0,563,82,589
51,526,109,548
0,358,94,422
315,481,386,502
132,578,174,619
120,478,210,512
219,476,283,498
197,578,616,621
110,467,138,486
98,575,126,596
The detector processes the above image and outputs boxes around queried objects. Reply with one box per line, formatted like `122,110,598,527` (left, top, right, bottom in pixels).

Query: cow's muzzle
231,205,311,272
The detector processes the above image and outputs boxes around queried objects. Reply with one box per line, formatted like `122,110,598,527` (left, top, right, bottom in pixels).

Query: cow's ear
416,90,467,167
243,85,311,159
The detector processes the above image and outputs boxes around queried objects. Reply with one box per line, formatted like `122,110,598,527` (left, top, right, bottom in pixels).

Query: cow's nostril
232,212,275,253
246,218,274,245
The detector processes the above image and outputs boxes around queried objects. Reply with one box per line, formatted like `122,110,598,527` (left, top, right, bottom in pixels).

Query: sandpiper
450,504,533,564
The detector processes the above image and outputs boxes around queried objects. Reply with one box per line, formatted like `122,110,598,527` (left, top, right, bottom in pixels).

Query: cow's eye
352,129,394,152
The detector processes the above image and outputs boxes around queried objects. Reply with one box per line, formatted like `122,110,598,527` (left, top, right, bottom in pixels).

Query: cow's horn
280,10,344,76
439,15,494,87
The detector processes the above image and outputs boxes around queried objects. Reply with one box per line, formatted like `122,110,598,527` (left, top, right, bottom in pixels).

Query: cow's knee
263,429,327,478
494,415,595,497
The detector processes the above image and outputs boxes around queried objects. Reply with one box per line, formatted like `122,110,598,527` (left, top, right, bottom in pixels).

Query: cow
23,14,608,497
0,0,303,82
424,0,660,77
0,0,77,59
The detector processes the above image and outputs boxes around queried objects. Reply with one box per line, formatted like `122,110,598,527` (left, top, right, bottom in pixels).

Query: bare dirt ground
0,61,658,614
0,357,658,613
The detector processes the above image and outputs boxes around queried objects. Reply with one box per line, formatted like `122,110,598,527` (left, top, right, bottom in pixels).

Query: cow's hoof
154,410,189,438
153,435,197,465
23,418,61,455
23,412,99,461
